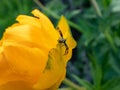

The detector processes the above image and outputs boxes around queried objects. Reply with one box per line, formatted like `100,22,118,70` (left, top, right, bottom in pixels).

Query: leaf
110,0,120,12
72,74,94,90
88,54,102,90
102,77,120,90
109,55,120,75
65,10,81,19
102,0,112,9
46,0,67,15
104,30,117,52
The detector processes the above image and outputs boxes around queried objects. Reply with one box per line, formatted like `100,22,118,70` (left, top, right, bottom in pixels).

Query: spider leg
56,27,63,38
64,42,69,55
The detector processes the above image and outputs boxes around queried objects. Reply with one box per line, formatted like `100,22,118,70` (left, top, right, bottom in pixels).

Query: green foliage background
0,0,120,90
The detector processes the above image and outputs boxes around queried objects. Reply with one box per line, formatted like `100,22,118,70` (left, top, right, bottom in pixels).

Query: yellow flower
0,9,76,90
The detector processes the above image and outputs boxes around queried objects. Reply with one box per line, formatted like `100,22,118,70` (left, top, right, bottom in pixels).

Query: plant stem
90,0,102,17
33,0,83,33
63,78,86,90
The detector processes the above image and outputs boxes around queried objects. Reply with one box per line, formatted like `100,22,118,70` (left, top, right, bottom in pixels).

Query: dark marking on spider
34,16,39,19
56,27,69,55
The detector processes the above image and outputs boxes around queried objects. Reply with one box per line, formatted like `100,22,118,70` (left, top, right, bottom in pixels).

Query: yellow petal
33,43,66,90
64,49,73,64
32,9,55,33
0,47,31,86
2,42,48,85
16,15,42,29
2,10,59,58
31,9,58,43
57,16,77,49
2,24,56,55
0,81,33,90
46,70,66,90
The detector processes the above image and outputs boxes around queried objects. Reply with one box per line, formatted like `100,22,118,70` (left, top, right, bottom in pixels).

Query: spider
56,27,69,55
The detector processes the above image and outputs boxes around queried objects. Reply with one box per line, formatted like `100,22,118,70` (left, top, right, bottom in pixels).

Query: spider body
57,27,69,54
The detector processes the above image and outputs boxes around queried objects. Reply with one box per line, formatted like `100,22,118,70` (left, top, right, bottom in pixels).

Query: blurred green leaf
102,0,112,9
72,74,93,90
65,9,81,19
104,30,117,52
111,0,120,12
88,54,102,90
0,0,35,38
109,54,120,75
45,0,67,15
102,77,120,90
